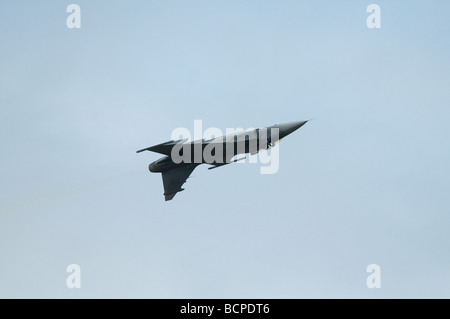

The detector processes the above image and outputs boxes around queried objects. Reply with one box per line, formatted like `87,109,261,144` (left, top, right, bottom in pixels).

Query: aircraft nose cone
277,120,308,138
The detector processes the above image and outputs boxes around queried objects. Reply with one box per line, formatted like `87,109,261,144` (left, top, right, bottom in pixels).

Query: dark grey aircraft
137,121,307,201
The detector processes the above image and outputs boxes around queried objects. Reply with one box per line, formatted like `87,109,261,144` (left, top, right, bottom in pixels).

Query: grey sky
1,1,449,298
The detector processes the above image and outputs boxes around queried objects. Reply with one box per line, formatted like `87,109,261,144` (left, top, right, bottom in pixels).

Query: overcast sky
1,1,449,298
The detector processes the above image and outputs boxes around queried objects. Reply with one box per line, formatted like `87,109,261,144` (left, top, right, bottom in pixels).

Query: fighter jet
137,120,308,201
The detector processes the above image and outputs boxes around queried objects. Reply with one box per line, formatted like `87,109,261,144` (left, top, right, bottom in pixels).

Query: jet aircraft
137,121,307,201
